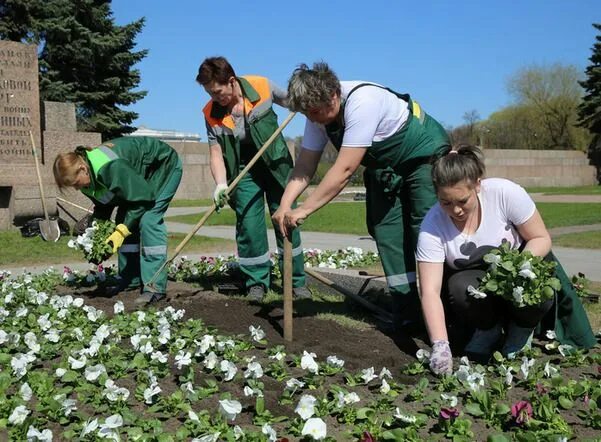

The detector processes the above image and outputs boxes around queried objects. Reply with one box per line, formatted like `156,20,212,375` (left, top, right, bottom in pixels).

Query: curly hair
287,62,341,113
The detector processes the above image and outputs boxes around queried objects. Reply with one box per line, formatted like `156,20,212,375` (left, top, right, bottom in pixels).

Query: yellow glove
105,224,131,253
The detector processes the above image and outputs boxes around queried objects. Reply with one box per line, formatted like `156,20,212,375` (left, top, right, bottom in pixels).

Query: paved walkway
6,191,600,281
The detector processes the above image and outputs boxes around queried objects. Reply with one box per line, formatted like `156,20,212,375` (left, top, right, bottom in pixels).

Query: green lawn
167,202,601,235
526,185,601,195
0,231,234,267
169,198,213,207
553,231,601,249
166,203,370,235
537,203,601,228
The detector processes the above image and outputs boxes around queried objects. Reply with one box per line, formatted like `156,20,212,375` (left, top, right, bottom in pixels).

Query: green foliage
0,0,147,139
479,242,561,307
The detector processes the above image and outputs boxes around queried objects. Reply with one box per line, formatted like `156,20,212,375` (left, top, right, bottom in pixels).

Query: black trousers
445,269,553,330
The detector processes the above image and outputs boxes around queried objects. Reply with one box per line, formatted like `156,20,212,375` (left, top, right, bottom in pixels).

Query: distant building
128,125,201,142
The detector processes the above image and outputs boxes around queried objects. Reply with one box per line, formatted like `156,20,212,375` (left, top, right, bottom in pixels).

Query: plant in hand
68,219,116,264
478,242,561,307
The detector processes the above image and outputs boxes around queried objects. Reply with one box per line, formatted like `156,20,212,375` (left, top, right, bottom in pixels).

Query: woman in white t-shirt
416,145,594,375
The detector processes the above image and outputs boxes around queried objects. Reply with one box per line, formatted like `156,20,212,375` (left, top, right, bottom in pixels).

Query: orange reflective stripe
203,76,271,130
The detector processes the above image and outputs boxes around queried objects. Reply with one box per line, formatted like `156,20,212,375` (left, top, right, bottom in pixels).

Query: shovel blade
39,218,61,242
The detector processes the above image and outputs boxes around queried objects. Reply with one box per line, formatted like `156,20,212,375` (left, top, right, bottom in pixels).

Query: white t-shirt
416,178,536,270
301,81,410,151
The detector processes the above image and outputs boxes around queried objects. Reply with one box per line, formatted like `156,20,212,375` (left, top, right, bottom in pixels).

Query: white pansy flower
44,329,60,343
361,367,377,383
69,355,87,370
245,361,263,379
26,426,52,441
84,364,106,382
512,286,525,306
197,334,216,354
301,351,319,373
416,348,431,362
61,398,77,416
174,351,192,369
188,410,200,422
204,351,218,370
261,423,277,441
55,368,67,378
20,382,33,401
181,382,195,395
219,399,242,421
144,384,162,404
16,306,28,317
285,377,305,391
0,329,7,344
379,367,392,379
295,394,316,420
269,351,285,361
37,314,52,331
467,285,487,299
380,378,391,394
440,393,458,407
80,418,98,438
103,379,130,402
8,404,30,425
301,417,327,440
394,407,417,423
558,344,574,357
220,360,237,381
499,365,514,386
11,353,36,378
98,414,123,439
326,355,345,367
249,325,266,342
135,311,146,322
518,268,537,280
545,329,556,340
139,341,154,355
544,361,559,378
151,351,168,364
520,356,535,379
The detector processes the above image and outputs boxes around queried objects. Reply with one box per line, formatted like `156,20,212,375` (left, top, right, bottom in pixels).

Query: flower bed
0,268,599,441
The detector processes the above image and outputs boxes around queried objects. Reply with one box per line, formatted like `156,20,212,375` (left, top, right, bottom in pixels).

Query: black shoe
134,291,166,306
293,286,312,300
247,285,265,301
105,282,140,297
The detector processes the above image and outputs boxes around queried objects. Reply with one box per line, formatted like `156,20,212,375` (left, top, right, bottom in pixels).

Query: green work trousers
230,163,305,289
117,160,183,294
365,161,438,324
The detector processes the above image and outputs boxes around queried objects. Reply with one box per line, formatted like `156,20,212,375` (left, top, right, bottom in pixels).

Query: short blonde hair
53,152,87,189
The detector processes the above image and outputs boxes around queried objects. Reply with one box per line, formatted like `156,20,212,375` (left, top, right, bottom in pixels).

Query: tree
507,63,587,150
578,23,601,182
0,0,147,139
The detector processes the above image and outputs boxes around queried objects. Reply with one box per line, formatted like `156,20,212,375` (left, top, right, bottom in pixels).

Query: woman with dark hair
53,136,182,305
416,145,595,375
196,56,310,301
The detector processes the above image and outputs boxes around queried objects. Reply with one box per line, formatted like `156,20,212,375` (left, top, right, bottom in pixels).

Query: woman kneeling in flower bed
416,145,595,375
53,136,182,306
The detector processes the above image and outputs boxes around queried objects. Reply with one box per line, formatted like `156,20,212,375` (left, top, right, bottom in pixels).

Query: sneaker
134,291,166,306
293,286,312,300
502,322,534,359
247,285,265,301
464,322,503,363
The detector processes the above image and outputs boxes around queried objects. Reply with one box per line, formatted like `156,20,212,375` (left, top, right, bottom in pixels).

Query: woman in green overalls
273,62,451,330
53,136,182,305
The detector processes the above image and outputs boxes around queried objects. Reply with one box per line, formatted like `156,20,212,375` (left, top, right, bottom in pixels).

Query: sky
111,0,599,140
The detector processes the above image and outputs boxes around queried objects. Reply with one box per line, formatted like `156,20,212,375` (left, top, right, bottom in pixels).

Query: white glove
213,183,228,211
429,340,453,375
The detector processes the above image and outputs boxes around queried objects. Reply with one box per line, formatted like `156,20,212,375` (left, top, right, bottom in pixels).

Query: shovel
145,111,297,292
30,131,61,242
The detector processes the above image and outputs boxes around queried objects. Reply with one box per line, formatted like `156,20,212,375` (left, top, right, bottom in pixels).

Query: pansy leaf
465,402,484,416
558,396,574,409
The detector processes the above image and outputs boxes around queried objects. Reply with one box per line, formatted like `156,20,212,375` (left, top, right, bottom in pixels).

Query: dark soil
57,281,601,441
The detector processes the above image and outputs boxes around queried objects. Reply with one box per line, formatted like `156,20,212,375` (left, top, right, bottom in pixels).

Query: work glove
213,183,228,212
105,224,131,254
429,340,453,375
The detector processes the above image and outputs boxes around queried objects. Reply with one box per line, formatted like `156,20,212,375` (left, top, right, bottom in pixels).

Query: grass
166,203,370,235
536,203,601,228
167,202,601,235
526,185,601,195
553,231,601,249
0,231,234,267
169,198,213,207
